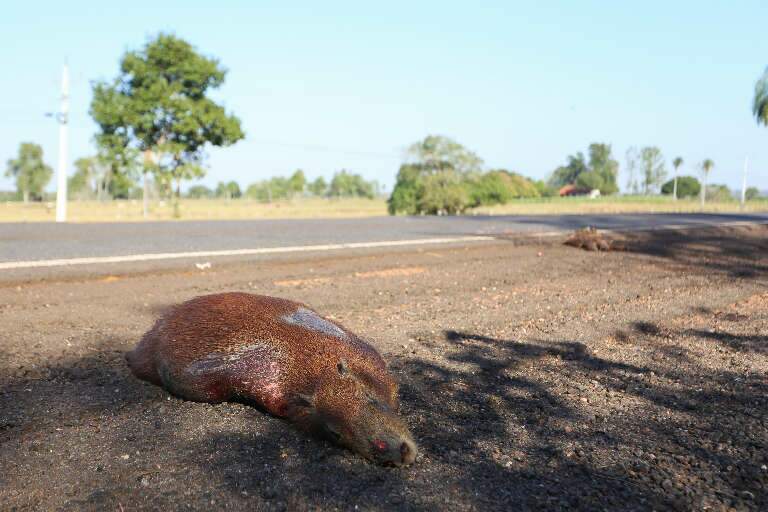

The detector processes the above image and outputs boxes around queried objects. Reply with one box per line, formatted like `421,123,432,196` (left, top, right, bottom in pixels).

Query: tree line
187,169,379,201
4,34,768,214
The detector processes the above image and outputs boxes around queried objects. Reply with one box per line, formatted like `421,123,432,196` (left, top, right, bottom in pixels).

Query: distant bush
467,170,540,207
308,176,328,197
534,180,557,197
246,177,290,201
328,170,376,199
187,185,214,199
389,164,471,215
575,171,606,192
388,164,423,215
661,176,700,198
389,165,541,215
706,184,734,202
467,172,514,207
0,190,21,201
745,187,762,200
417,171,469,214
216,181,242,199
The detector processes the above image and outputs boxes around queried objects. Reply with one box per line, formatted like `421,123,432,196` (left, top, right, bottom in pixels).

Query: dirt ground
1,226,767,511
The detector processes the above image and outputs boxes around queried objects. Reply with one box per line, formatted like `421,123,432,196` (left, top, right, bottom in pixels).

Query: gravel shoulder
1,225,767,511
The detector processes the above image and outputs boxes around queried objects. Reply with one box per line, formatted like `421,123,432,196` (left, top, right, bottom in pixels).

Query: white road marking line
0,236,493,270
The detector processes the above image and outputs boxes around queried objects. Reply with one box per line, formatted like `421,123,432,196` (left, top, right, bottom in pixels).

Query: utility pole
740,156,748,210
55,64,69,222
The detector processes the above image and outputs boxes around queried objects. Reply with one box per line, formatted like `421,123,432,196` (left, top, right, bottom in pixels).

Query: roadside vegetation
3,36,768,220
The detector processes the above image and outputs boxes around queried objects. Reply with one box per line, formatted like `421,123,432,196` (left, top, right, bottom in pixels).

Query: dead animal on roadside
126,292,417,466
564,227,624,252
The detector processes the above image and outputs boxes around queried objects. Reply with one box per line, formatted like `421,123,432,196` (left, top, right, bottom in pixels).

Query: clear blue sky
1,0,767,193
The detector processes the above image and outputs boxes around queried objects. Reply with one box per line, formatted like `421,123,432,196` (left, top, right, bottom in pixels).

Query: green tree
90,33,244,217
549,144,618,194
534,180,557,197
753,66,768,127
625,147,640,194
216,181,241,199
4,142,52,202
108,171,139,199
548,152,588,189
661,176,700,198
745,187,761,200
468,169,540,207
639,146,666,195
407,135,484,175
388,164,425,215
467,172,514,207
187,185,214,198
705,184,732,202
69,157,98,200
700,159,714,205
246,177,290,202
671,157,683,200
328,170,375,198
308,176,328,197
585,143,619,194
288,169,306,197
416,170,468,215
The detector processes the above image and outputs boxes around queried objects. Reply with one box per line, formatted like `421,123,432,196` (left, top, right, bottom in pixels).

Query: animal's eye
337,360,348,375
367,396,389,412
323,424,342,443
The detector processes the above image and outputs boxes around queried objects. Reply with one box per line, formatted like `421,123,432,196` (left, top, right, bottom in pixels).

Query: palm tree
700,159,714,207
672,157,683,200
753,66,768,126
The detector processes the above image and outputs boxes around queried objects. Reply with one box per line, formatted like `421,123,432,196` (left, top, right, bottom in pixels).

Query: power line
249,139,403,160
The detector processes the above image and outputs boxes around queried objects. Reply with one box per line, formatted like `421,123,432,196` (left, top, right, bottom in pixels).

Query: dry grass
0,197,388,222
471,196,768,215
1,196,766,223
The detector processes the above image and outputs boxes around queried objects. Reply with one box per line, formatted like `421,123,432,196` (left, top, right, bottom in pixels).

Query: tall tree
549,143,618,194
288,169,307,197
639,146,666,195
328,170,376,198
574,143,619,194
671,157,683,200
625,147,640,194
548,152,588,189
753,66,768,126
69,157,99,200
5,142,52,202
90,33,244,217
308,176,328,197
700,159,714,206
407,135,484,175
216,181,242,200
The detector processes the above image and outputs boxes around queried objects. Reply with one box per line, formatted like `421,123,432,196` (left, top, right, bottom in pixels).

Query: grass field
473,195,768,215
1,195,767,222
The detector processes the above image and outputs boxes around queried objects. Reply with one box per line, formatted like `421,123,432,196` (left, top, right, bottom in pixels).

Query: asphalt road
2,213,767,266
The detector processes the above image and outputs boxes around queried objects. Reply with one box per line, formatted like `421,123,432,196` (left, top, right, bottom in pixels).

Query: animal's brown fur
126,292,417,466
564,227,624,252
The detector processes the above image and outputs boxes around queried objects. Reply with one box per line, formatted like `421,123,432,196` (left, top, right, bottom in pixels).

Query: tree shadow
618,225,768,279
2,327,765,511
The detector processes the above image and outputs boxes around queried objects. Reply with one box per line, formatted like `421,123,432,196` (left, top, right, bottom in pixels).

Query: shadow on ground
1,324,766,510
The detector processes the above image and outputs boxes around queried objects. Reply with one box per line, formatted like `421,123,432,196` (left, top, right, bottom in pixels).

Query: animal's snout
400,441,416,464
400,439,416,465
371,437,417,465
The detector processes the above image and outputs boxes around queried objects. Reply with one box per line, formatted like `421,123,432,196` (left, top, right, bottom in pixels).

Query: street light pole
55,64,69,223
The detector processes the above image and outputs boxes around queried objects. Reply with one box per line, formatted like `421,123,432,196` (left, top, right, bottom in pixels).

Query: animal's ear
336,359,349,376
